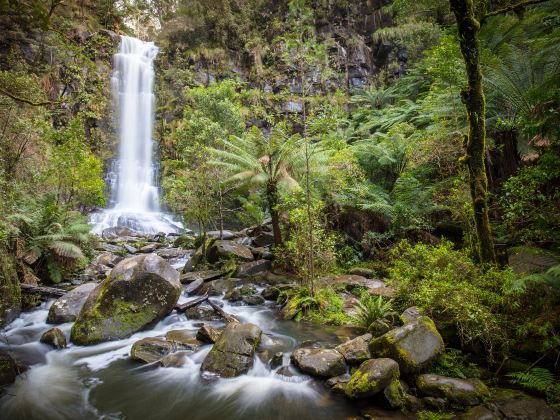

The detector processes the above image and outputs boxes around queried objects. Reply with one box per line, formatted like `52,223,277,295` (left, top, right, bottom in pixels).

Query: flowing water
91,36,181,234
0,292,366,420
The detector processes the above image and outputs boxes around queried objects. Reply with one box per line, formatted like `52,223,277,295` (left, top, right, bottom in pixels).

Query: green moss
0,252,21,325
384,379,407,408
346,371,372,398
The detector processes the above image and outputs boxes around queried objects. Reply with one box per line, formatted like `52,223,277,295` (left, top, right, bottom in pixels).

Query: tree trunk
267,181,282,245
450,0,497,264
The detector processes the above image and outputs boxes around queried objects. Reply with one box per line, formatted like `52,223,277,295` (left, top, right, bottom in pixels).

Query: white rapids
90,36,181,235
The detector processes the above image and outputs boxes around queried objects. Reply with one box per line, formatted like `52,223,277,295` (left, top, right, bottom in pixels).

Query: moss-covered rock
416,374,489,406
40,327,67,349
130,337,190,363
47,282,97,324
291,348,347,378
207,240,254,263
345,358,400,399
201,322,262,377
0,252,21,327
335,333,372,365
0,351,18,388
369,316,444,374
70,254,181,345
383,379,407,408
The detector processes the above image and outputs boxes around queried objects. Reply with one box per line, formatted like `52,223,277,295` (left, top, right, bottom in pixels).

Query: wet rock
401,306,422,324
40,327,67,349
138,243,162,253
196,324,222,344
423,396,447,411
369,319,391,338
369,316,444,374
291,348,346,378
201,322,262,378
242,295,265,305
206,230,236,240
383,379,407,409
156,247,189,259
417,374,489,406
184,278,204,295
335,334,372,365
165,329,201,348
347,267,375,278
71,254,181,345
47,282,97,324
101,227,137,240
224,284,257,302
493,389,558,420
269,352,283,369
236,259,271,277
261,286,280,301
252,232,275,247
159,351,189,368
102,243,124,254
327,373,350,394
345,358,400,399
185,305,220,321
91,252,122,268
0,351,18,387
458,405,499,419
180,270,225,284
276,366,295,377
250,247,273,260
131,337,179,363
208,240,254,262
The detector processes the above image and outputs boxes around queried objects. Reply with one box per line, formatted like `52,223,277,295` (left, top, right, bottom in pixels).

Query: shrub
432,348,481,379
388,240,516,358
354,293,394,331
280,287,352,325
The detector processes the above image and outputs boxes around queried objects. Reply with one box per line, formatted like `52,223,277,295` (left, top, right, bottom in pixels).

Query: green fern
507,367,556,393
509,264,560,292
354,294,394,331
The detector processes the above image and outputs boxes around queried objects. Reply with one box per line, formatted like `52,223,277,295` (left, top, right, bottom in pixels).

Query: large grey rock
335,333,372,364
156,247,189,259
345,358,400,399
196,324,223,344
252,232,274,247
138,243,163,253
236,259,271,277
185,305,220,321
130,337,191,364
201,323,262,377
417,374,489,406
369,316,444,374
208,240,254,262
291,348,346,378
492,389,559,420
70,254,181,345
47,282,97,324
40,327,67,349
180,270,225,284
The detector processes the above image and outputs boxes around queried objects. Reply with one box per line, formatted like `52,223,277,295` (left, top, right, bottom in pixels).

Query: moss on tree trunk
450,0,497,264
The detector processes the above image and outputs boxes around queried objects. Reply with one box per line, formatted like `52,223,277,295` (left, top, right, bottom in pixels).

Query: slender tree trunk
267,181,282,245
450,0,497,264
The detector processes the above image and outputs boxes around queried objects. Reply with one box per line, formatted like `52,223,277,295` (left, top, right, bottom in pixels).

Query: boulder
252,232,275,247
345,358,400,399
242,295,265,305
291,348,346,378
0,351,18,387
269,352,283,369
185,305,220,321
130,337,185,364
489,389,559,420
40,327,67,349
417,374,490,406
335,333,372,364
369,316,444,374
347,267,376,277
201,323,262,378
383,379,407,409
261,286,280,301
123,244,137,254
326,373,351,394
208,240,254,262
91,252,122,268
101,227,137,240
401,306,422,324
207,230,236,240
156,247,189,259
159,351,189,368
276,366,296,377
236,259,271,277
70,254,181,345
165,329,201,348
251,247,273,260
47,282,97,324
138,243,162,253
180,270,225,284
196,324,222,344
224,284,257,302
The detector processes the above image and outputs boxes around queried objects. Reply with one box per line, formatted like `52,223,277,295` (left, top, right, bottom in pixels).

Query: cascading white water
91,36,181,234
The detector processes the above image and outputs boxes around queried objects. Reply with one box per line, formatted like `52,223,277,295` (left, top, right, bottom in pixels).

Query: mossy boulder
130,337,192,364
383,379,407,408
0,351,18,387
207,240,254,263
417,374,490,406
291,348,347,378
369,316,444,374
236,259,271,277
40,327,67,349
345,358,400,399
335,333,372,364
47,282,97,324
201,322,262,377
70,254,181,345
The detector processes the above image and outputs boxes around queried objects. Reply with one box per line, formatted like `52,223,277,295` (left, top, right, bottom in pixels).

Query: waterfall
91,36,181,234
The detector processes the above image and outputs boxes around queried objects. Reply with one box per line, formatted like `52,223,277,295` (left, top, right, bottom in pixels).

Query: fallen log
207,299,238,323
174,294,208,313
20,283,66,297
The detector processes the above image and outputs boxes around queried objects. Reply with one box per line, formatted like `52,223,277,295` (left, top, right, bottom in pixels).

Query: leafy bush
280,287,351,325
432,348,481,379
354,293,394,331
388,240,516,357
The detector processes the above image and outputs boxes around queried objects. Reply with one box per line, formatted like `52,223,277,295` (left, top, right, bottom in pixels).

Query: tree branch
481,0,550,24
0,88,58,107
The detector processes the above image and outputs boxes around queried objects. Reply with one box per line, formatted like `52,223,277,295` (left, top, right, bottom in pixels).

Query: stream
0,286,376,420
